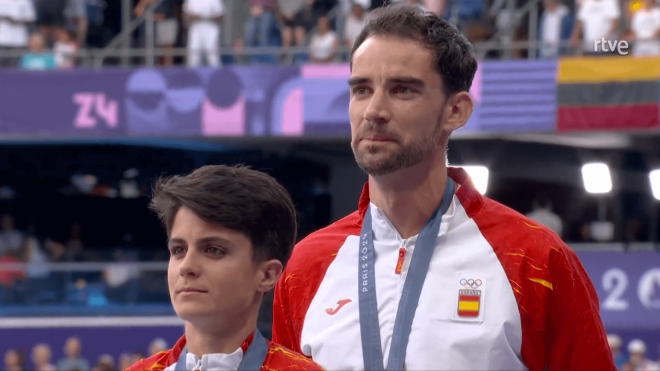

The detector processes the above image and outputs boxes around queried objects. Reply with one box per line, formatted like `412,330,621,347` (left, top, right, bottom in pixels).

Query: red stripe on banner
458,310,479,317
556,104,659,132
459,295,480,302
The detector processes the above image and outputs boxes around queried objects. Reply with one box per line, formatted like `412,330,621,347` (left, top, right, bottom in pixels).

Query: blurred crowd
0,210,168,306
1,0,660,69
608,335,660,371
3,336,169,371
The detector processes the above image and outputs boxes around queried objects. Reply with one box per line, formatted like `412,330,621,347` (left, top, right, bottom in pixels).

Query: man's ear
441,91,473,134
257,259,283,293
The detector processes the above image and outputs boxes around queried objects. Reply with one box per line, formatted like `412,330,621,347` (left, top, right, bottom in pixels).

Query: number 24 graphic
73,93,118,128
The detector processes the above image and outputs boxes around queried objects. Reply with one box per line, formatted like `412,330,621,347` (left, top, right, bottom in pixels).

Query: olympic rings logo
460,278,482,289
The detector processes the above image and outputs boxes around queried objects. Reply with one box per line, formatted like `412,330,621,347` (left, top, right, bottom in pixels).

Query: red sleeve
461,185,616,371
546,245,615,371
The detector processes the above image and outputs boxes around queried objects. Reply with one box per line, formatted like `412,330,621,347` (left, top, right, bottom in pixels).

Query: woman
125,165,323,371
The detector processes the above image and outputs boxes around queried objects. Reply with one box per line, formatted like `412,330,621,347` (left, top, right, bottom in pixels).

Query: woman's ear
257,259,283,293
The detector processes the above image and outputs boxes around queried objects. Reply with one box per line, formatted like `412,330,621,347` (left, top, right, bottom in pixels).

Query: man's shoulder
265,340,325,370
474,197,569,260
124,350,173,371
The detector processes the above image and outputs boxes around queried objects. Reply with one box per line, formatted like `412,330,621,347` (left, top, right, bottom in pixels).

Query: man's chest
299,227,525,370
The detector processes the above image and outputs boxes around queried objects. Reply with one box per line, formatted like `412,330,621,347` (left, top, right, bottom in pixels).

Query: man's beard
351,122,443,176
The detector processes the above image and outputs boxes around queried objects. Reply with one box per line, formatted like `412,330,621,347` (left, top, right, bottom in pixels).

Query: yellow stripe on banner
458,301,479,311
557,56,660,83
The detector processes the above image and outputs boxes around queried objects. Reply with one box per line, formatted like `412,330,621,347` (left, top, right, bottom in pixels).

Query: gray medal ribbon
358,178,454,371
175,328,268,371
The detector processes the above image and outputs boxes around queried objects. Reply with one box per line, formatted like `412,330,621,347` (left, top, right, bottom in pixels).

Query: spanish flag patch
457,289,481,317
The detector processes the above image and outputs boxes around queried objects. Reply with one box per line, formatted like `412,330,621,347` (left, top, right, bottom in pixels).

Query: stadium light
650,170,660,200
462,166,489,195
581,163,612,194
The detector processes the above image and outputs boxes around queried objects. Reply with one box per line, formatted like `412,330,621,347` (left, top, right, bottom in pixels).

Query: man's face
64,338,80,358
32,346,50,365
629,352,644,365
4,350,19,368
167,206,261,324
349,36,448,176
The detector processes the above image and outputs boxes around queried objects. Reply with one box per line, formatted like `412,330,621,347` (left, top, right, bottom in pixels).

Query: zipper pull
395,247,406,274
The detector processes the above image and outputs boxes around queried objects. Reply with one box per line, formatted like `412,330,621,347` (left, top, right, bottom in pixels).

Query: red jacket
125,332,324,371
272,167,616,371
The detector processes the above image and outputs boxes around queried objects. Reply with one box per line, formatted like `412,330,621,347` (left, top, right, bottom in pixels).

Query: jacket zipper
395,247,406,275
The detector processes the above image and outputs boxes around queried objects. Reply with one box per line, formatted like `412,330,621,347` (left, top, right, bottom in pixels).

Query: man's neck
185,304,260,358
368,153,450,239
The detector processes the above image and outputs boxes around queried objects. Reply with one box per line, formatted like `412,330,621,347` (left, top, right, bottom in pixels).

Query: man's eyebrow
388,77,426,87
347,76,426,87
347,76,370,87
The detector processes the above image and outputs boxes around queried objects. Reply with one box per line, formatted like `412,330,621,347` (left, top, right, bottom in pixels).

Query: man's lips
179,288,207,293
363,135,394,142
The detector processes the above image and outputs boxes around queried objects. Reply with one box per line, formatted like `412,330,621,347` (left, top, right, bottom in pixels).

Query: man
608,334,628,370
627,339,660,371
126,165,323,371
0,0,36,68
538,0,573,58
20,33,56,70
183,0,224,68
272,4,615,370
570,0,620,54
629,0,660,56
56,337,90,371
31,343,55,371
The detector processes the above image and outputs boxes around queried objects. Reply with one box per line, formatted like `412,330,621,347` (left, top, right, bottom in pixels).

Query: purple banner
0,62,559,138
575,251,660,331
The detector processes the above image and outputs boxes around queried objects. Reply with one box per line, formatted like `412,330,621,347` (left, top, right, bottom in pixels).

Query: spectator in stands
134,0,178,66
344,0,369,48
0,0,36,68
183,0,225,68
3,349,22,371
278,0,309,57
147,338,168,356
31,344,55,371
64,0,87,46
525,197,563,238
629,0,660,56
56,337,90,371
627,339,659,371
245,0,276,49
538,0,574,58
128,351,143,366
309,15,338,63
570,0,620,55
117,354,132,371
53,28,78,69
608,334,628,370
34,0,67,44
91,354,114,371
0,213,24,259
20,33,57,70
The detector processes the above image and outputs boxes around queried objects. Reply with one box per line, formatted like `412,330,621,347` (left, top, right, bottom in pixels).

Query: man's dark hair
350,3,478,96
150,165,298,267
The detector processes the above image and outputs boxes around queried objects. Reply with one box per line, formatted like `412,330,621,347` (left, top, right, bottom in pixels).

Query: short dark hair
150,165,297,267
350,3,478,96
